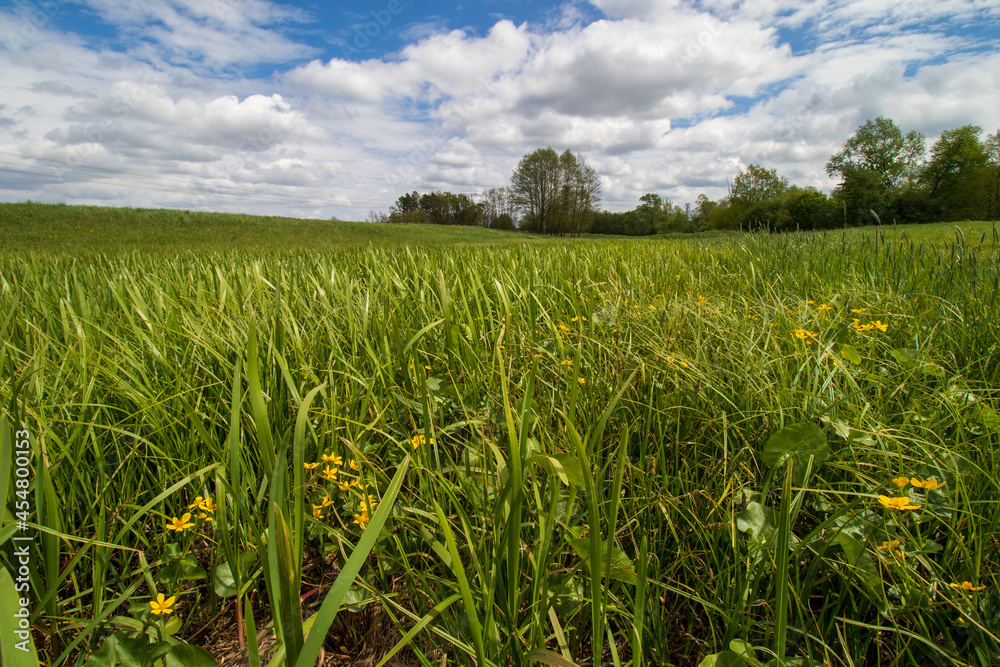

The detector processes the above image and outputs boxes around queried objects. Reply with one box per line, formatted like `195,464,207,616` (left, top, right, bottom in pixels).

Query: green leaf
697,651,747,667
113,635,171,667
835,532,882,598
525,648,581,666
84,640,119,666
729,639,764,667
342,583,376,612
761,422,829,484
213,553,254,597
164,644,219,667
156,556,207,584
840,344,862,365
736,501,777,562
0,567,40,667
569,538,637,584
163,615,182,636
920,539,942,554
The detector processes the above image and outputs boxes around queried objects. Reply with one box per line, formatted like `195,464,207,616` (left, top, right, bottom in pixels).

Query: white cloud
78,0,317,68
1,0,998,218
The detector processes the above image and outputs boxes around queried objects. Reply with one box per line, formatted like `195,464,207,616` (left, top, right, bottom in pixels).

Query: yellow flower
337,480,352,491
321,466,339,481
876,540,905,559
791,329,817,340
363,494,379,511
910,477,946,490
577,377,586,385
304,462,320,470
165,513,195,532
558,323,571,333
561,359,573,366
198,497,216,512
187,496,205,510
353,511,370,529
816,304,832,311
891,477,910,488
873,320,888,332
877,496,921,511
851,319,875,332
311,505,324,520
410,434,434,449
348,459,360,472
196,512,213,523
149,593,176,615
322,453,343,466
320,495,334,508
950,581,986,592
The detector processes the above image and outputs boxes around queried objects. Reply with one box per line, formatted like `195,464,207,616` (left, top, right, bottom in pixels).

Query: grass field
1,204,999,667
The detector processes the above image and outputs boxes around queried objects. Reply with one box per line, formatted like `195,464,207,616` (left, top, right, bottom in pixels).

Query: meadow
1,204,999,667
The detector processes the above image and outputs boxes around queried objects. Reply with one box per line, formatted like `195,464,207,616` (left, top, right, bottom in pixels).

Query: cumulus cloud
1,0,997,217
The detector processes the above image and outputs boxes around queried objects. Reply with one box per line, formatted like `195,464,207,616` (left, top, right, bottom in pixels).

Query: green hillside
0,202,543,254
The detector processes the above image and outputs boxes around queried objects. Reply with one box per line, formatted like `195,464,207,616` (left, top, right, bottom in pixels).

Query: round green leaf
761,422,829,483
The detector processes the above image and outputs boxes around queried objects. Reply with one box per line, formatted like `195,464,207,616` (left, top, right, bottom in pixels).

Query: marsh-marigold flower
321,465,339,481
304,462,320,470
166,513,195,532
791,329,817,341
149,593,176,615
410,434,434,449
353,511,370,529
322,453,343,466
877,496,921,511
910,477,946,490
891,477,910,488
950,581,986,592
187,496,206,510
877,540,906,560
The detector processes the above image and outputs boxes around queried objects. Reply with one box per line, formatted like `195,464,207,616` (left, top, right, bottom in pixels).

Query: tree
481,186,517,229
511,147,561,234
826,117,925,223
625,193,663,235
729,164,789,229
510,147,601,236
986,130,1000,220
920,125,990,220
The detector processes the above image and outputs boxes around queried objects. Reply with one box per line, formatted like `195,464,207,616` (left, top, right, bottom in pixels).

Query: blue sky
1,0,999,218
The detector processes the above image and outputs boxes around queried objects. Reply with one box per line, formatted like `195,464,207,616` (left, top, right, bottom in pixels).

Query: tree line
370,118,1000,234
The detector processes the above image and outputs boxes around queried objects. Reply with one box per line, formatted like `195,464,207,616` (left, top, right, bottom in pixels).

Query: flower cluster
165,496,216,532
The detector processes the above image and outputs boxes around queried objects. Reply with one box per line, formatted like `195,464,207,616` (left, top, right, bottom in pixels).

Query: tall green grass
1,221,998,666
